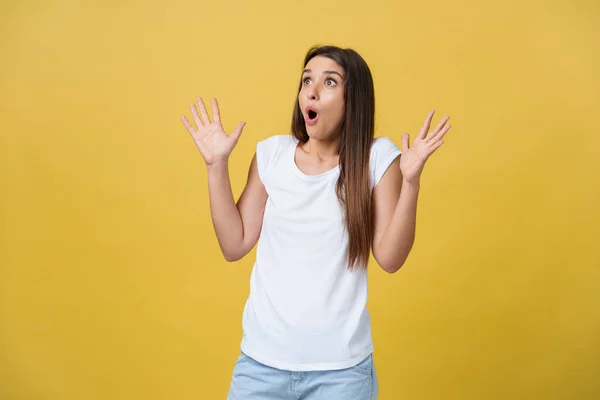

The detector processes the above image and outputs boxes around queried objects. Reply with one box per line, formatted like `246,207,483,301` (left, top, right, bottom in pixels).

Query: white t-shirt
239,134,401,371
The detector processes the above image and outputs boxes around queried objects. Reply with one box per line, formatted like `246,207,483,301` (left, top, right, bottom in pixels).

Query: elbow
218,238,247,263
380,261,405,274
374,248,411,274
223,253,241,263
223,249,245,262
373,241,413,274
373,238,413,274
221,246,242,263
374,254,405,274
222,244,251,263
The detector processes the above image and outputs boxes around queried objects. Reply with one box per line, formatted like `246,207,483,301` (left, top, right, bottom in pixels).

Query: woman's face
298,56,346,141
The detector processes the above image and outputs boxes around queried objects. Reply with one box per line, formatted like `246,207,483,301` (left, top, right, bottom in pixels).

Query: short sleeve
256,135,291,184
256,137,269,184
370,137,402,189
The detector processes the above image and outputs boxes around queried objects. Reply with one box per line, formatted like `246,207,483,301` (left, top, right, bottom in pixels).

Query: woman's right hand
181,97,246,166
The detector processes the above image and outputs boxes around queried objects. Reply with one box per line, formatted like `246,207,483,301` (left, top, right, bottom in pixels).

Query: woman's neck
300,136,341,163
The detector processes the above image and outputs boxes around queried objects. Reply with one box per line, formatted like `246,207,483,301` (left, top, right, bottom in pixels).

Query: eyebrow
302,69,344,80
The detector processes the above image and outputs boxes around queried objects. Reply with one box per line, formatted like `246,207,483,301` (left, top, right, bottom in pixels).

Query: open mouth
308,110,318,120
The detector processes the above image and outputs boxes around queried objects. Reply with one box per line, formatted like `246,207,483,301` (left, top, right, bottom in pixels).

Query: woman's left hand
399,110,451,184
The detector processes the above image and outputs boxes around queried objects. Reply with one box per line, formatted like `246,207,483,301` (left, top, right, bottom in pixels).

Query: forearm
206,161,244,261
377,179,420,272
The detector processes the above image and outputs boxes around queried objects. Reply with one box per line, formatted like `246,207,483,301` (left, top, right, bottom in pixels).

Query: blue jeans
226,352,379,399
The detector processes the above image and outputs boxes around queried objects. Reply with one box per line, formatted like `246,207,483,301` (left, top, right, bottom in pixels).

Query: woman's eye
303,77,311,85
325,78,336,86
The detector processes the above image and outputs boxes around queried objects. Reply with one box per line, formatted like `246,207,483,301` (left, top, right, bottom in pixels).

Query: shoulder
370,137,400,157
370,137,402,189
256,134,296,181
257,134,296,148
257,134,296,157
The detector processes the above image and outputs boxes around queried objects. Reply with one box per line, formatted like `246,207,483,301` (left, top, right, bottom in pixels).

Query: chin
305,127,338,141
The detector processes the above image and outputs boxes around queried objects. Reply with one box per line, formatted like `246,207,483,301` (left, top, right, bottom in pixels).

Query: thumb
401,133,410,152
231,122,246,142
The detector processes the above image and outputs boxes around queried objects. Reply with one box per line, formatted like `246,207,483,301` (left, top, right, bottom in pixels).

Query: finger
417,109,435,140
230,122,246,142
401,133,410,152
431,140,444,152
190,103,202,129
212,98,221,125
428,139,444,154
197,97,211,125
181,115,196,134
427,122,451,144
426,116,450,142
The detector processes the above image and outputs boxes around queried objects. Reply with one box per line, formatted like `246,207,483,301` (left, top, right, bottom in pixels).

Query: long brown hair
291,45,375,271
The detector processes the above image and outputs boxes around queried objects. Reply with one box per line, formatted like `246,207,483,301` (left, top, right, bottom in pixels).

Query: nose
305,85,319,101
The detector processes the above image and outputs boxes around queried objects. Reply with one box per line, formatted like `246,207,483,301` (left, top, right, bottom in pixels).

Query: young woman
181,45,451,400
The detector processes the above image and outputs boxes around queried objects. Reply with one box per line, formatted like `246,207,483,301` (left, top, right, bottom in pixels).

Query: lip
304,105,319,125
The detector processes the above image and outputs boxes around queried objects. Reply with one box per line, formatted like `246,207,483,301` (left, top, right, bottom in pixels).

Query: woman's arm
181,97,267,262
371,159,417,273
371,110,451,273
207,155,268,262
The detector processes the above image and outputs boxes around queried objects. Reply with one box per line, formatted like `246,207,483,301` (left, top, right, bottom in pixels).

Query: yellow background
1,0,599,398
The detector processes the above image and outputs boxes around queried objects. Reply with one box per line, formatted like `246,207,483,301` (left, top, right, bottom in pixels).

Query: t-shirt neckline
291,139,340,180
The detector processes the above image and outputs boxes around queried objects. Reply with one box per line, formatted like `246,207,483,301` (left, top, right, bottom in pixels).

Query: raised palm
400,110,451,184
181,98,246,166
